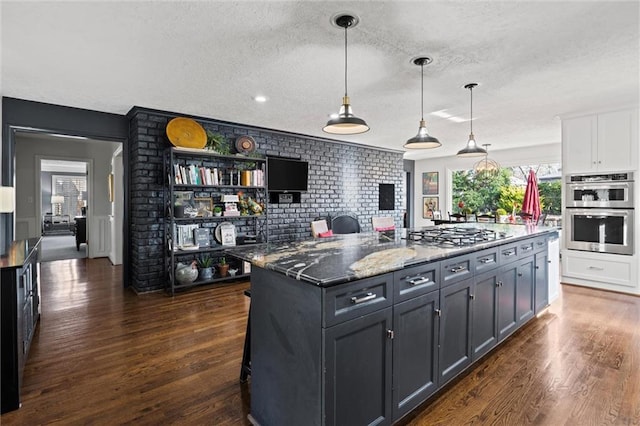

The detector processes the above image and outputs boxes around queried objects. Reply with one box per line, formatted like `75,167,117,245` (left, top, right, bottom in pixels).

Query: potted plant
196,255,214,280
213,205,223,217
218,256,229,277
205,131,231,155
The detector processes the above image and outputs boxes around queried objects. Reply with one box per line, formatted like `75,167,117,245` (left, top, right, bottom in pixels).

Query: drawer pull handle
350,292,377,305
521,246,533,251
450,266,467,273
407,277,430,286
479,258,494,264
503,250,516,257
588,266,604,271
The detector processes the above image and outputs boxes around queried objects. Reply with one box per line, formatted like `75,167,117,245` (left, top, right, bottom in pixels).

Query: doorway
39,158,89,262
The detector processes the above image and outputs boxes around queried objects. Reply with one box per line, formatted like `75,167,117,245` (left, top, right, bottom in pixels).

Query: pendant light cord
344,25,348,97
420,62,424,121
469,85,473,134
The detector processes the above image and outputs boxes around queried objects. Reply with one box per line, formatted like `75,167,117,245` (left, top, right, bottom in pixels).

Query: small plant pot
214,211,222,217
218,263,229,277
174,205,185,218
199,267,213,281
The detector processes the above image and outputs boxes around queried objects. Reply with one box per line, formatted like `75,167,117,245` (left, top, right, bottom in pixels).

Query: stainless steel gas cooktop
404,226,509,247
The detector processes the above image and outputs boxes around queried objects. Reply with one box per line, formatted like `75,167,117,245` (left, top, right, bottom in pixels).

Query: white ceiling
2,1,638,160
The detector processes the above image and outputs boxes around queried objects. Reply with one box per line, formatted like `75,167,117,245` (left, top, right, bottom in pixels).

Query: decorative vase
175,262,198,285
199,267,213,281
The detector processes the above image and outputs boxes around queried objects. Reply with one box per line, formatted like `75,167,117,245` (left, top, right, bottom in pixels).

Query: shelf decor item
166,117,207,149
218,257,229,277
196,255,214,281
235,135,257,154
175,261,198,285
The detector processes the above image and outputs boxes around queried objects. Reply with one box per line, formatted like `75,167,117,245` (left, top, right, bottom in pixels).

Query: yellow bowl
166,117,207,149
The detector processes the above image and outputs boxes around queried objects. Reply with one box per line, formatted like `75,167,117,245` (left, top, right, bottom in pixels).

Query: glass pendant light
404,57,441,149
323,14,369,135
456,83,487,157
474,144,500,178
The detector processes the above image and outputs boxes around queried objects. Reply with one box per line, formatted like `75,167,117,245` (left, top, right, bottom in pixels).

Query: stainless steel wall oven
565,172,634,255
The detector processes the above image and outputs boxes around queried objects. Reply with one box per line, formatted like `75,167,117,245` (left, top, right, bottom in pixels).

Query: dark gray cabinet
247,232,556,426
535,250,549,313
438,278,473,385
497,263,518,341
472,270,499,360
516,257,535,324
392,291,439,419
325,307,393,426
1,238,41,414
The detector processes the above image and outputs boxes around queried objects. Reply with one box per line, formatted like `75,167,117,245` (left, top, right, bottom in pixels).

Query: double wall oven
565,172,634,255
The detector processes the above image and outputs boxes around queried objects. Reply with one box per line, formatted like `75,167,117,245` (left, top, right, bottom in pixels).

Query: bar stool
240,289,251,383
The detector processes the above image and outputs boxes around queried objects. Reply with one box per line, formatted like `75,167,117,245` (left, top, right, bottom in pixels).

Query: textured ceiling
2,1,639,160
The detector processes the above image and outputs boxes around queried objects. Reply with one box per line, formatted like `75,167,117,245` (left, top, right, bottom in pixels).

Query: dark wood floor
2,258,639,425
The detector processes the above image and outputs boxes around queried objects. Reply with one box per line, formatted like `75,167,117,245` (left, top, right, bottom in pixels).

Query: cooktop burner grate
405,227,508,247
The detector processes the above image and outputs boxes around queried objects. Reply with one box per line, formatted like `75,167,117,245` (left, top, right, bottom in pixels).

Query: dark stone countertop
227,223,558,287
0,238,41,270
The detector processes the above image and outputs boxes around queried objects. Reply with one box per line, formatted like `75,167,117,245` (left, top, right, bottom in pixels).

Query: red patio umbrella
522,169,541,223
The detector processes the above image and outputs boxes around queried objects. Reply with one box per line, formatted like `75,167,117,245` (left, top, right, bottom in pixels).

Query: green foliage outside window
452,166,561,215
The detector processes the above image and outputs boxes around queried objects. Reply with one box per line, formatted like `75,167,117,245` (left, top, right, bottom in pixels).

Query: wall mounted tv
268,157,309,192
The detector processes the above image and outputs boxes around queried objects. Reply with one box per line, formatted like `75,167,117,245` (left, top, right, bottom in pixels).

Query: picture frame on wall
422,172,439,195
423,197,439,219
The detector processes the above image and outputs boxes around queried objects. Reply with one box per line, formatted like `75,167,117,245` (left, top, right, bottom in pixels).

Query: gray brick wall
127,107,404,292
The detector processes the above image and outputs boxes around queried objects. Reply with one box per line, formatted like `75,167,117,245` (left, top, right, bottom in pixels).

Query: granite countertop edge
227,225,559,287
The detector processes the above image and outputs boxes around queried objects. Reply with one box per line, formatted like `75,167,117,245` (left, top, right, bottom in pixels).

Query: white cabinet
561,249,638,295
562,108,638,174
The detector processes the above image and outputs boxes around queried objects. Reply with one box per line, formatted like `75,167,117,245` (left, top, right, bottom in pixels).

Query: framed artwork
422,172,439,195
194,197,213,216
423,197,439,219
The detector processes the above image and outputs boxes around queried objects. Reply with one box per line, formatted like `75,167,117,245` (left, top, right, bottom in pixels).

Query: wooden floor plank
1,259,638,425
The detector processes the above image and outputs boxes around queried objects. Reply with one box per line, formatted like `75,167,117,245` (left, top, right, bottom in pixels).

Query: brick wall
127,107,404,292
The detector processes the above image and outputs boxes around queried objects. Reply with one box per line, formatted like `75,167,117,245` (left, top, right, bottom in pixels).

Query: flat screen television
268,157,309,192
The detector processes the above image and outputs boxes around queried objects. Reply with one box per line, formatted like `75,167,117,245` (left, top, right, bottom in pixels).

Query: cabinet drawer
533,236,548,253
563,252,633,288
473,248,499,274
517,240,535,258
393,262,439,303
323,273,393,327
499,243,519,264
440,254,472,287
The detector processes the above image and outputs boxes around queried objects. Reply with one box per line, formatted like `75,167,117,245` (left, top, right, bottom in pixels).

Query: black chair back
331,213,361,234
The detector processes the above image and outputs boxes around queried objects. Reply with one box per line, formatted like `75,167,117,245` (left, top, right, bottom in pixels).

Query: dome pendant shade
404,119,441,149
323,96,370,134
456,133,487,157
404,56,440,149
323,14,369,135
456,83,487,157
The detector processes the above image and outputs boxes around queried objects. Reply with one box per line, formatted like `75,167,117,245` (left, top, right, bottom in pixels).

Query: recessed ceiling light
254,95,267,103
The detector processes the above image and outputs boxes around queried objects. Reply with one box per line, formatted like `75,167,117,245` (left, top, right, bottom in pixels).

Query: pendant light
404,57,441,149
323,14,369,135
474,144,500,178
456,83,487,157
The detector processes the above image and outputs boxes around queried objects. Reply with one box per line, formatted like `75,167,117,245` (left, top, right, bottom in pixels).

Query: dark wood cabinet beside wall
1,238,41,413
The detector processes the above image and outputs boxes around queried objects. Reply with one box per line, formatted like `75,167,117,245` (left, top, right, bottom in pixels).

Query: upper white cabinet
562,108,638,174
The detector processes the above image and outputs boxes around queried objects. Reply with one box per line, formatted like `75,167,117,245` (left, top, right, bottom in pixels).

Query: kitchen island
228,224,558,426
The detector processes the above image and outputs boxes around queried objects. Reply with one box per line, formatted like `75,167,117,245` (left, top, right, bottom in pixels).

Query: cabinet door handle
547,260,552,264
407,276,430,286
470,294,475,300
350,292,377,305
497,281,503,287
535,266,540,270
588,266,604,271
435,309,441,317
518,272,523,277
450,266,467,273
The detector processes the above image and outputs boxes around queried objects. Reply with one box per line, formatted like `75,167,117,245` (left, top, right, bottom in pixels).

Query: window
52,175,87,217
